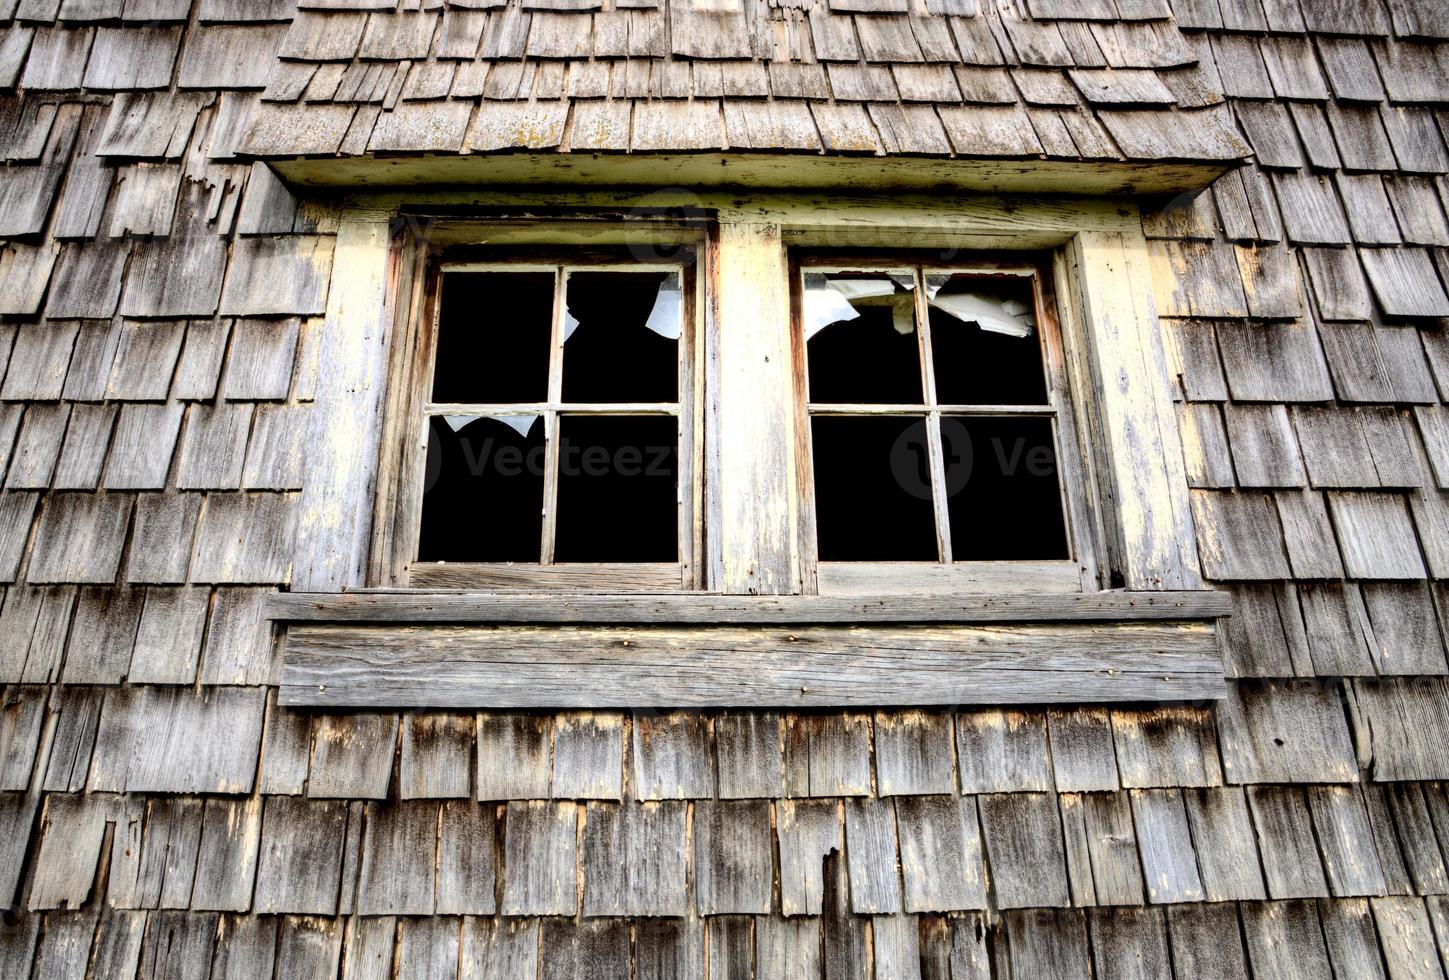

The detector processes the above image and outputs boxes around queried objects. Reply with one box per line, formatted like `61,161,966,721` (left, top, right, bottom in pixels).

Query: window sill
271,590,1230,709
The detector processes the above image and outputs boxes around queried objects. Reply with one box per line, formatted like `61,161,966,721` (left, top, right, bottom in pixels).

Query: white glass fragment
829,278,897,303
445,414,539,437
929,292,1035,338
803,274,862,340
803,274,916,340
644,271,682,340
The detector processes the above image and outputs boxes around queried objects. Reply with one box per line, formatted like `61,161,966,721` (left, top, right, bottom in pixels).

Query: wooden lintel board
279,620,1226,708
269,153,1232,198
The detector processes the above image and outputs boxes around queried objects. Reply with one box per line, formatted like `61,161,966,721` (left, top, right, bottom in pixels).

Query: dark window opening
555,415,678,562
805,273,922,404
928,275,1047,406
432,272,553,404
418,264,684,569
418,415,545,562
562,272,678,404
812,416,938,561
801,261,1071,567
944,416,1068,560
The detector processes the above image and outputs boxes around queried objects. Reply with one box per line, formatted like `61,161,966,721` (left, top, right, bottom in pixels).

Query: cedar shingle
978,792,1070,909
27,492,131,584
1218,680,1358,784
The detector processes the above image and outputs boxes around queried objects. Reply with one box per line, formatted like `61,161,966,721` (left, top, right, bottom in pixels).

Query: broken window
801,263,1071,564
417,262,688,570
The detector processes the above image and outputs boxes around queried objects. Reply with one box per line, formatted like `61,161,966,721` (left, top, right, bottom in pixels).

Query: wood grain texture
776,797,841,916
581,800,687,916
436,800,497,915
269,588,1233,623
1047,707,1121,792
785,712,871,797
979,792,1071,909
956,710,1053,794
1089,908,1172,980
1247,786,1330,900
274,151,1232,197
281,621,1226,708
1182,787,1268,902
1074,230,1203,590
551,711,623,800
1166,903,1249,980
1241,900,1334,980
895,794,988,912
693,799,772,915
501,800,578,916
711,220,798,594
874,710,955,796
291,213,392,592
631,711,714,800
1131,789,1205,904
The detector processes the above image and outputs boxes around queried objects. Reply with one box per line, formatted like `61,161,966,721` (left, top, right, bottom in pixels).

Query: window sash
793,255,1093,592
400,257,701,589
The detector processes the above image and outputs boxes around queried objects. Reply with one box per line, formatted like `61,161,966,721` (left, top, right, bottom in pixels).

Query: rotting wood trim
266,589,1233,624
267,153,1234,198
278,620,1227,709
293,212,394,593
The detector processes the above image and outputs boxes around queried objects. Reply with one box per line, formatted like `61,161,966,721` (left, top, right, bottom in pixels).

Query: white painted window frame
291,192,1202,598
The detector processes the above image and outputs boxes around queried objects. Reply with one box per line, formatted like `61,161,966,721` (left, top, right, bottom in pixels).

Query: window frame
277,195,1224,708
301,196,1201,602
368,226,711,592
395,256,703,591
790,252,1100,595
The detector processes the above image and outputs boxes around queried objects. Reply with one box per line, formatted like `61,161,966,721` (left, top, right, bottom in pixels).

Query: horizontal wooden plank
267,590,1233,624
407,563,685,591
271,154,1233,200
816,561,1083,596
279,621,1226,708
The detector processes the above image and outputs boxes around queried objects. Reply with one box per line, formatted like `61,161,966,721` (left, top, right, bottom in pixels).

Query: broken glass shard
645,271,682,341
806,273,923,404
928,275,1048,405
562,271,678,403
418,414,545,562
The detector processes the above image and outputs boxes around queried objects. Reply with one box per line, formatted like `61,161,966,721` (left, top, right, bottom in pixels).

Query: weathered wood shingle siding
0,0,1447,976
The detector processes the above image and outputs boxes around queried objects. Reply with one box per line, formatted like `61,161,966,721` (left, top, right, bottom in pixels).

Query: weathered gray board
279,620,1226,708
268,591,1233,624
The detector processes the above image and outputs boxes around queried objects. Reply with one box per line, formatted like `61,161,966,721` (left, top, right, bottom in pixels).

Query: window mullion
540,267,568,564
712,219,799,594
914,267,954,563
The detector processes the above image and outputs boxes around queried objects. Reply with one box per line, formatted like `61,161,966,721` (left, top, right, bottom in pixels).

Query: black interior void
418,415,545,562
561,272,677,404
943,416,1068,560
554,415,678,562
811,415,938,561
807,280,923,404
432,272,554,404
929,276,1048,406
